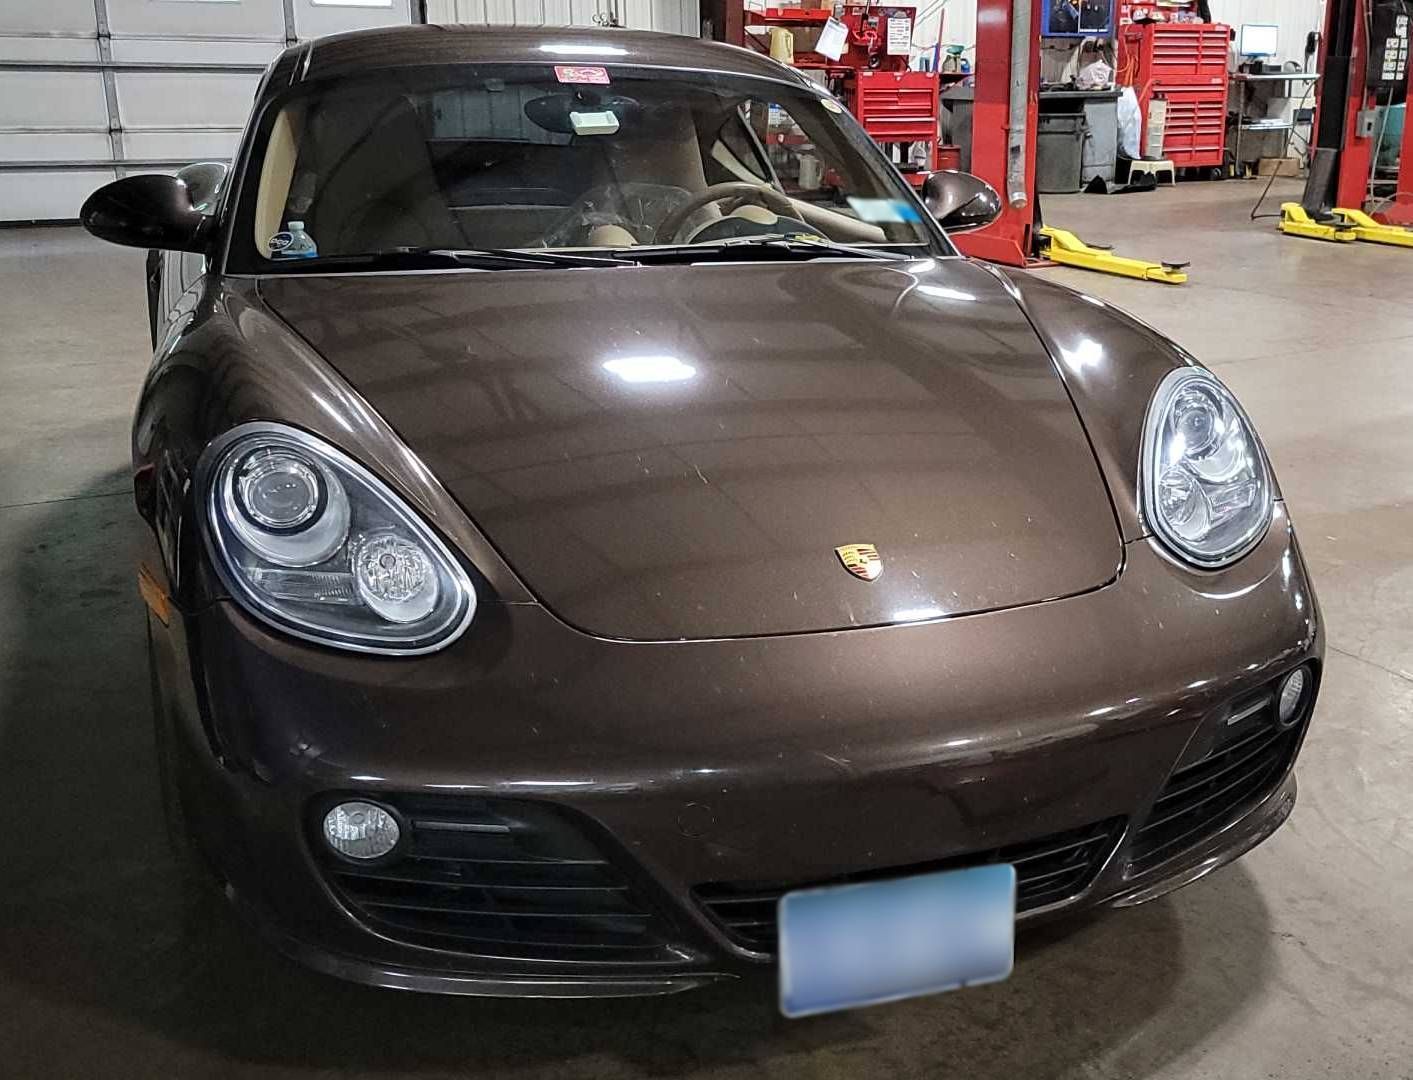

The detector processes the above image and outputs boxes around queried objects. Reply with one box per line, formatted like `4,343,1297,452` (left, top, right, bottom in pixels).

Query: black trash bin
1036,114,1086,193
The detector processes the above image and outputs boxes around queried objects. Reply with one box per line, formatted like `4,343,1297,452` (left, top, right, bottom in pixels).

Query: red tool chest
854,70,943,143
1118,21,1230,168
1155,88,1228,166
738,4,941,185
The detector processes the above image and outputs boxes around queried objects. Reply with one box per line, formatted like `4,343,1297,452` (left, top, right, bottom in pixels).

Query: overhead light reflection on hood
603,355,697,383
1059,337,1104,373
894,607,945,622
916,284,977,302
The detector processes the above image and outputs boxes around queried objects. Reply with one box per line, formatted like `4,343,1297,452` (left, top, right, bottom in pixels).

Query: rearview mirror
80,173,213,252
922,170,1003,232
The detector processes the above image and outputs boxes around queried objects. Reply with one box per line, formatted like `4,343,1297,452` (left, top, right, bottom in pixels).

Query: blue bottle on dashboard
281,220,318,259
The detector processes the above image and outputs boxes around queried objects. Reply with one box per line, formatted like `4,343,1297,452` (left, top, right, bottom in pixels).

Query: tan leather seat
304,96,464,255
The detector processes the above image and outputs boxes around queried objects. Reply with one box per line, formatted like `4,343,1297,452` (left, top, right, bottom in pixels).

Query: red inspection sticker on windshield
554,65,611,85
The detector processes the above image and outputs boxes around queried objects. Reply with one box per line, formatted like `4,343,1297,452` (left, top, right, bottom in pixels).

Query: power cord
1250,74,1316,219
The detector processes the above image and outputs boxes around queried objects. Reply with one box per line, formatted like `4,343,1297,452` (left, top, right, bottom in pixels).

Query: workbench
1229,71,1320,176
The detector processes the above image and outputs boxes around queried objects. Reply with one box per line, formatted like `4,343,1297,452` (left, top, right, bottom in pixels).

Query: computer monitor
1238,24,1280,58
1042,0,1115,38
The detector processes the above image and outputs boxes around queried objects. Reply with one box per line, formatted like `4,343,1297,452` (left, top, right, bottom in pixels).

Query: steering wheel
540,182,692,248
655,182,800,244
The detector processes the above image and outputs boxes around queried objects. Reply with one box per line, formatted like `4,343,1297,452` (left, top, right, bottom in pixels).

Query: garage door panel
0,36,100,62
109,37,284,64
421,0,697,29
105,0,287,38
482,0,522,24
292,0,413,39
540,0,574,26
0,71,109,128
622,0,653,30
0,132,112,163
123,128,245,162
0,169,116,220
114,71,264,129
1,0,418,221
0,0,97,36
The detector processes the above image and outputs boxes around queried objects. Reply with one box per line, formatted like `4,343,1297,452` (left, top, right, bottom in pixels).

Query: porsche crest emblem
835,543,882,582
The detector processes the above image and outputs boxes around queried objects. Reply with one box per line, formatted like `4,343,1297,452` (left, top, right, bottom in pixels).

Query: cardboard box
1256,157,1303,177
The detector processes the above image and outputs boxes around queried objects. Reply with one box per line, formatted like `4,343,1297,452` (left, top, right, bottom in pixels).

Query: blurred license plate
778,863,1015,1017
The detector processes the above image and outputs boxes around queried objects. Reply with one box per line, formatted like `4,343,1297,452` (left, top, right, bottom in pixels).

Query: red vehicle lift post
947,0,1041,265
1396,94,1413,223
1287,0,1413,239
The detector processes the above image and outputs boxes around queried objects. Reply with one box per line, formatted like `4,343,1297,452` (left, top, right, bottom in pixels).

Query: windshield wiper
263,239,908,273
621,236,911,265
428,247,630,268
265,246,629,272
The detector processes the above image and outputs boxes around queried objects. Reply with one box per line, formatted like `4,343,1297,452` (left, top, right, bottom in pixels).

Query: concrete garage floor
1,178,1411,1079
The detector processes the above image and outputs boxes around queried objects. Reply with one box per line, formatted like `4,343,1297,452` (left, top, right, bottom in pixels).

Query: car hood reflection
258,258,1122,640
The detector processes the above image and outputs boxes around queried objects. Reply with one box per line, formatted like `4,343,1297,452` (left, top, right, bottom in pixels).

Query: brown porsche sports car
82,25,1321,1000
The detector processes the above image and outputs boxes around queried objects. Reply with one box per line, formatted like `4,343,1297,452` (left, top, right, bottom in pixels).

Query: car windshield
227,62,949,272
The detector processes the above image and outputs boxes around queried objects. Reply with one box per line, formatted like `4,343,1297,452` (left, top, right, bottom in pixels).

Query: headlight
1141,367,1273,568
200,423,475,654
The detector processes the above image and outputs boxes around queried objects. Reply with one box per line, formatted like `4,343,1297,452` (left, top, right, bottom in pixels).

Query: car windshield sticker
554,65,610,85
847,197,923,224
569,110,620,135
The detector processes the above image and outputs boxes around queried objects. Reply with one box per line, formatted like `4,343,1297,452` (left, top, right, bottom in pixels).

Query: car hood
257,258,1122,640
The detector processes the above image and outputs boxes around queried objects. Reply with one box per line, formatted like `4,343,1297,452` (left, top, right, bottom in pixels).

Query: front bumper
152,505,1321,997
243,769,1299,998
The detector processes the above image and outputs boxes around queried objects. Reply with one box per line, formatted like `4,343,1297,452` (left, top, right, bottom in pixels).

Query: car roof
265,24,812,91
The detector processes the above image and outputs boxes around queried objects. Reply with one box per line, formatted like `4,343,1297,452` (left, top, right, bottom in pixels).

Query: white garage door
424,0,699,38
0,0,415,222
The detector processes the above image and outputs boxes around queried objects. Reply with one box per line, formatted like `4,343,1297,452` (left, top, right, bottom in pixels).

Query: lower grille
315,796,678,962
694,818,1124,954
1129,684,1306,877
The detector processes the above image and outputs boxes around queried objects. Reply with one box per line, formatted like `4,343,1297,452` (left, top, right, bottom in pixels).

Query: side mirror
922,170,1003,232
80,173,213,252
176,161,229,214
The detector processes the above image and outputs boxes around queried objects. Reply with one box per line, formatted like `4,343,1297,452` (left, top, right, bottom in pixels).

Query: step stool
1128,158,1177,186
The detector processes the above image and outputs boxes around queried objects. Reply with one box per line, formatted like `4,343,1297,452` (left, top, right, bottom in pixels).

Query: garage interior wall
913,0,1325,69
0,0,414,222
423,0,700,36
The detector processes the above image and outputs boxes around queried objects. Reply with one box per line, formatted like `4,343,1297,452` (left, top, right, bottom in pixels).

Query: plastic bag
1116,85,1141,159
1075,59,1113,90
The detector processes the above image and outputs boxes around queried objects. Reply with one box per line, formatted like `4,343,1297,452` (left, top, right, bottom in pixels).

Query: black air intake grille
693,817,1124,954
1129,686,1305,877
315,796,678,962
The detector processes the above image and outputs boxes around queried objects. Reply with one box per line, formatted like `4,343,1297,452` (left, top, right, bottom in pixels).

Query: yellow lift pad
1278,203,1356,242
1037,226,1189,284
1331,208,1413,248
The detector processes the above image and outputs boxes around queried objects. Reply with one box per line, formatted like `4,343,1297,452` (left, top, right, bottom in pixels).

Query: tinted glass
227,63,947,270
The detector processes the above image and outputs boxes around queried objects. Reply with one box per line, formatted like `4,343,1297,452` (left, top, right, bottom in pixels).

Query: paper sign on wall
886,16,912,55
815,17,848,60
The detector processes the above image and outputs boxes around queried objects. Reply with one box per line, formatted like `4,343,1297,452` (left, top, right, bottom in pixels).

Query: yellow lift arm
1330,208,1413,247
1278,203,1358,241
1037,226,1190,284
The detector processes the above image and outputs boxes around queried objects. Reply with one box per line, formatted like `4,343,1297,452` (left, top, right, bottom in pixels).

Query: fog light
323,801,400,860
1277,668,1308,727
